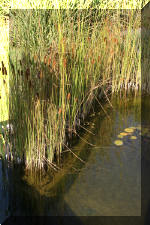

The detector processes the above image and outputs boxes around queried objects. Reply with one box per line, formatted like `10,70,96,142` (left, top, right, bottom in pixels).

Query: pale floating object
114,140,123,146
130,136,137,140
119,132,128,136
124,128,134,133
117,134,123,138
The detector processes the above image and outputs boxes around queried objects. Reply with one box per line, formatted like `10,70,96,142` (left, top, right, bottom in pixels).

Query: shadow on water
141,96,150,225
1,94,150,224
0,161,84,225
0,108,100,224
142,135,150,225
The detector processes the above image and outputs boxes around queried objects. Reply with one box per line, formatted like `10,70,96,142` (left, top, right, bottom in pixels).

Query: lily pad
114,140,123,146
124,128,134,133
130,136,137,140
117,134,123,138
119,132,128,136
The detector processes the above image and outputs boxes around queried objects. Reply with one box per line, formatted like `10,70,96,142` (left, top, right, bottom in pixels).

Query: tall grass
1,0,148,10
0,0,148,125
7,9,142,171
0,18,9,122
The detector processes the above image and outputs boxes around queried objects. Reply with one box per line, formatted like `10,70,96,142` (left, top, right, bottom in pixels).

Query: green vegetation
7,9,141,171
0,0,148,10
0,0,148,172
0,18,9,122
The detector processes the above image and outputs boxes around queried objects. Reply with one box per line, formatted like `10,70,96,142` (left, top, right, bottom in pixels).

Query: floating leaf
124,128,134,133
130,136,137,140
119,132,128,136
117,134,123,138
114,140,123,146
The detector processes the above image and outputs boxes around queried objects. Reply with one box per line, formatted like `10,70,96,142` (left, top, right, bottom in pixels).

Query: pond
0,94,149,224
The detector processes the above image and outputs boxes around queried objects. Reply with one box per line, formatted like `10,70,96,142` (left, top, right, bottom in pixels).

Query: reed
7,9,141,170
0,4,145,170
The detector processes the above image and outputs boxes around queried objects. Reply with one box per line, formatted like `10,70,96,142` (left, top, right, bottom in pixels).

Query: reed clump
0,9,142,171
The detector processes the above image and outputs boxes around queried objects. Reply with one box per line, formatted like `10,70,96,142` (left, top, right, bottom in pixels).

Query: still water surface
0,95,145,222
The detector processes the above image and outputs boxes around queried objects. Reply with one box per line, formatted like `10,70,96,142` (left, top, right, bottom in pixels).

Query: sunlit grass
0,18,9,122
4,0,149,9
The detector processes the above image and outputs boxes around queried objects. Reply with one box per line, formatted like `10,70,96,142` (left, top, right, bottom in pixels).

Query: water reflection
63,96,141,216
0,95,143,221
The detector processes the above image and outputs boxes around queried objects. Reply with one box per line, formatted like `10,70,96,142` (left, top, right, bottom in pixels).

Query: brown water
0,94,148,224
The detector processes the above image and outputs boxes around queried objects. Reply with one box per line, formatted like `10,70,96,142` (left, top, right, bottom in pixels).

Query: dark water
0,95,149,223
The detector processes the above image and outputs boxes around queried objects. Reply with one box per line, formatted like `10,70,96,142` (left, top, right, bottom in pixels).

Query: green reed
7,9,142,170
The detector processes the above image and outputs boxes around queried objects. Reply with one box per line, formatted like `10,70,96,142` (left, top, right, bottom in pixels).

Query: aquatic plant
6,9,142,170
0,1,146,171
114,140,123,146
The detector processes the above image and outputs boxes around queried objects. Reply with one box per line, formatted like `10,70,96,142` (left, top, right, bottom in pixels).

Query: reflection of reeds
7,9,142,171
